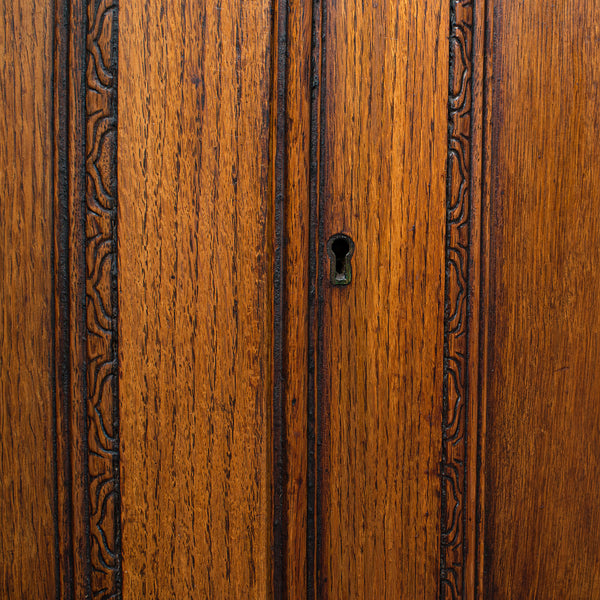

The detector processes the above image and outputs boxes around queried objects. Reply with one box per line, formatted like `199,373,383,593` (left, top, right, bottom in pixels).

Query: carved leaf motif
441,0,474,598
85,0,121,596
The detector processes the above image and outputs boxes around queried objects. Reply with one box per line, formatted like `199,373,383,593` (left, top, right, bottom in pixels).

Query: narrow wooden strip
307,0,324,596
473,1,493,597
461,0,490,597
68,0,93,595
53,0,75,594
283,0,313,596
271,0,289,594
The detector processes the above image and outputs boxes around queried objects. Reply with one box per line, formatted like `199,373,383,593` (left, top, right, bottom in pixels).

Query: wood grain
314,1,448,597
66,0,94,596
118,0,274,596
277,0,313,597
5,1,600,597
484,1,600,597
0,0,57,596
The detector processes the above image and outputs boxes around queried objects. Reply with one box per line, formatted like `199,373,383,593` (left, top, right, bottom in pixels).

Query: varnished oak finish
0,1,57,596
314,2,448,597
2,0,600,597
277,0,313,596
483,1,600,597
118,0,273,596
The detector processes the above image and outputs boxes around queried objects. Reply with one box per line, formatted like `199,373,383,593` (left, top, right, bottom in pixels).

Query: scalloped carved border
85,0,121,595
440,0,475,598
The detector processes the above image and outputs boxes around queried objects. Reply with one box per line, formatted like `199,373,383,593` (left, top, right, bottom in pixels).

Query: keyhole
327,233,355,286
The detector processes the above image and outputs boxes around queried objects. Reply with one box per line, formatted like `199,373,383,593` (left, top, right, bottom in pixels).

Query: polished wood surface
315,2,448,597
0,0,56,595
118,0,273,596
2,0,600,597
483,1,600,597
279,1,313,596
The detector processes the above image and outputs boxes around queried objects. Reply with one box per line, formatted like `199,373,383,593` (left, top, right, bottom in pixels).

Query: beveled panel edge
440,0,489,598
53,0,122,596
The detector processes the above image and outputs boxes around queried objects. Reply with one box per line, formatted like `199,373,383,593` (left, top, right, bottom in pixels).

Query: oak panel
118,1,273,596
485,1,600,597
0,0,57,595
316,1,448,597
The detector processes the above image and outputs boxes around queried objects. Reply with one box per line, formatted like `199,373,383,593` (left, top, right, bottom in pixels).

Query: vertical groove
315,0,327,594
272,0,289,596
74,0,94,591
53,0,75,595
110,4,122,593
51,0,60,591
111,6,122,593
475,1,491,596
306,0,324,596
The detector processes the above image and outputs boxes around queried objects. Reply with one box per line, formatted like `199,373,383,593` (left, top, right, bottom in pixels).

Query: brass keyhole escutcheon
327,233,355,286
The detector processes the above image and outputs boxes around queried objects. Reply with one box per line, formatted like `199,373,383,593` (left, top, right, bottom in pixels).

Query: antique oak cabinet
2,0,600,597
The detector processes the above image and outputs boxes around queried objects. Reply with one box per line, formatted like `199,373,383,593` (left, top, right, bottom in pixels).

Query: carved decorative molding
85,0,121,595
441,0,475,598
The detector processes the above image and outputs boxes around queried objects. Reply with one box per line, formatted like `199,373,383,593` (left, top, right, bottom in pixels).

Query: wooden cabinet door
2,0,599,598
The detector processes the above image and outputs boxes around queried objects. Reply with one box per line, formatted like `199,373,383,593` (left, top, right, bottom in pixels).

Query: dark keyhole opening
332,237,350,276
327,233,354,285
